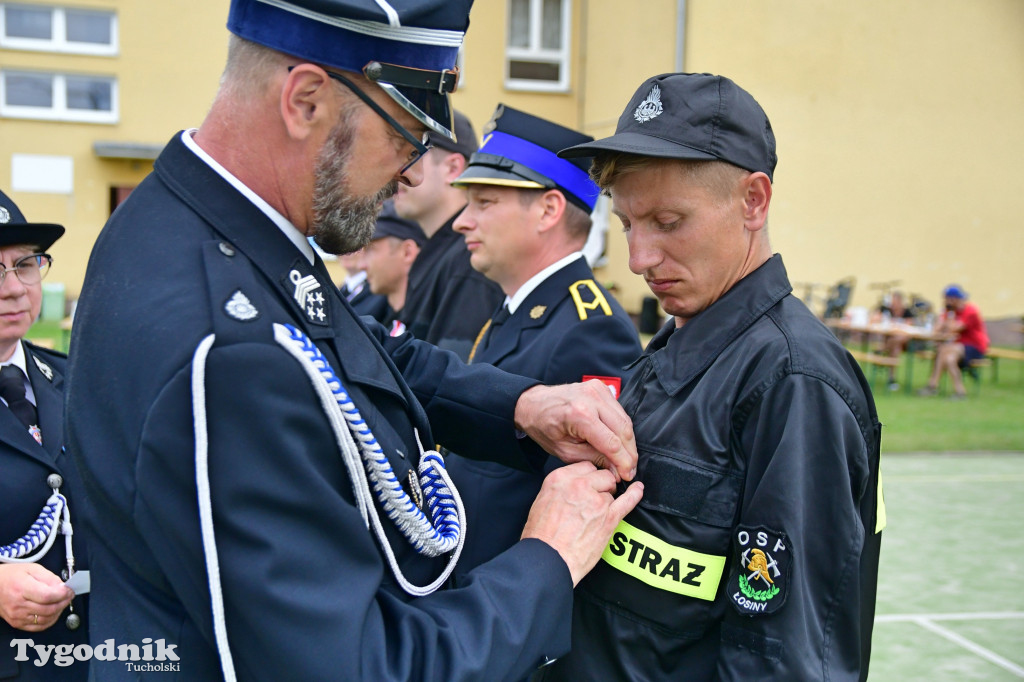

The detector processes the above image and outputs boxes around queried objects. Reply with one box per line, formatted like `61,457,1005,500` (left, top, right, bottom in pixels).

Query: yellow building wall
3,0,1022,321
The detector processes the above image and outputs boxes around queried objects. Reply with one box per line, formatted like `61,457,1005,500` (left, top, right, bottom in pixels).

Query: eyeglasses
0,253,52,286
290,66,432,175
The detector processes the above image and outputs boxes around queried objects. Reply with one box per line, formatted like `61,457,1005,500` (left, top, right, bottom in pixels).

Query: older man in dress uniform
65,2,642,680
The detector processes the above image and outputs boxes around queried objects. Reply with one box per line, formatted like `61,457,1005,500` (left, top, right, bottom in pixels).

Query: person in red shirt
919,284,988,398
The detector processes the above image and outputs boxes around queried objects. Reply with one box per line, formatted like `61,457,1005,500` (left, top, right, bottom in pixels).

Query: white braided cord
0,492,66,563
272,323,465,596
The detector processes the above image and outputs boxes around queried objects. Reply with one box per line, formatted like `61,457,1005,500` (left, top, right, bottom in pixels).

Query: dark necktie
491,304,511,327
468,305,511,363
0,365,39,434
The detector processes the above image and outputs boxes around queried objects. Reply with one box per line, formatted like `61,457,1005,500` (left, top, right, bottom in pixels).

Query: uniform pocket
579,447,742,641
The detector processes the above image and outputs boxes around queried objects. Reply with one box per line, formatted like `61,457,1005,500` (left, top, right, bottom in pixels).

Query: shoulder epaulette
569,279,612,320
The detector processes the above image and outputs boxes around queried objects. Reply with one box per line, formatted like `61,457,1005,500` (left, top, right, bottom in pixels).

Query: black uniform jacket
401,217,505,360
1,343,89,681
343,276,389,323
447,256,641,579
66,133,574,681
540,255,883,681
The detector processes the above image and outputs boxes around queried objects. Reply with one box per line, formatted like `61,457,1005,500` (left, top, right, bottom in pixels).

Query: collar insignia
32,356,53,382
224,290,259,322
289,269,328,326
729,526,790,616
634,84,664,124
530,305,547,320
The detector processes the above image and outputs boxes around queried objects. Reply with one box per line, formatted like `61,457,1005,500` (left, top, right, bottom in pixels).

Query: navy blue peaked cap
0,189,64,251
228,0,474,141
453,105,600,213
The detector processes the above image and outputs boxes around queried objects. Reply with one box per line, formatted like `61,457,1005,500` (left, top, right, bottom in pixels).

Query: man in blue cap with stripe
444,105,642,580
66,2,643,680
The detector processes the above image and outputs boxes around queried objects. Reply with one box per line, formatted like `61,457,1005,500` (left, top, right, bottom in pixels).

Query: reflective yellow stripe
569,279,612,320
601,520,726,601
875,468,887,533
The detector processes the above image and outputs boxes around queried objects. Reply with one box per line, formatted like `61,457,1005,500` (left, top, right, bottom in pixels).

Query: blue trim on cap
480,131,599,211
229,0,459,73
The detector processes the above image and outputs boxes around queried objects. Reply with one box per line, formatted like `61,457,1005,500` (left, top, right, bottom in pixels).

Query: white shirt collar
180,130,315,264
506,252,584,314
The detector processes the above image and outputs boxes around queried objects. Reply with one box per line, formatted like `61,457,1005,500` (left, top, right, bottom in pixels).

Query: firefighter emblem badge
729,526,789,616
634,84,664,123
32,356,54,382
224,290,259,322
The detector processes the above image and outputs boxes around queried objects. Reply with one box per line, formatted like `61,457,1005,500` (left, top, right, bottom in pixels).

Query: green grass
860,349,1024,453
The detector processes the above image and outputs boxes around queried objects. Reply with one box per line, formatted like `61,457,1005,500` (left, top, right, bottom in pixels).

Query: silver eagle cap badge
634,84,664,124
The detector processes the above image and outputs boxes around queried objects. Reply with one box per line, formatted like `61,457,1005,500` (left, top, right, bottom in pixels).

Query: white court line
876,613,1024,678
876,611,1024,622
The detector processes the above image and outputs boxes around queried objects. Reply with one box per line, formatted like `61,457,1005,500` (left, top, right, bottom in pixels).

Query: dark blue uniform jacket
66,133,574,681
1,343,89,681
540,255,883,682
447,257,640,579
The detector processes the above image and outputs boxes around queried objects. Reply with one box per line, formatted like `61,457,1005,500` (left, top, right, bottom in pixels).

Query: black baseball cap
0,189,64,250
428,110,478,160
559,72,778,181
371,200,426,247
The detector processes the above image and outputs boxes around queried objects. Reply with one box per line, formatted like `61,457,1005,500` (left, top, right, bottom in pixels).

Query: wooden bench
848,350,902,388
984,347,1024,383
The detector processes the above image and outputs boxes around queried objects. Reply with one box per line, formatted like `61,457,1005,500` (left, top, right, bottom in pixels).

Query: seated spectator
919,284,988,399
363,201,426,335
878,290,916,390
338,247,388,322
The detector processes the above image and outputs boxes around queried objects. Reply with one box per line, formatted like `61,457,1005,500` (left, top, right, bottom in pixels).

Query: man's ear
443,152,468,183
280,64,333,141
402,240,421,265
742,172,772,232
536,189,567,234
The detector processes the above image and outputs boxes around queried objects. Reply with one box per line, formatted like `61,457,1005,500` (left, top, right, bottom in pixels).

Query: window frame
505,0,571,93
1,69,119,123
0,3,118,56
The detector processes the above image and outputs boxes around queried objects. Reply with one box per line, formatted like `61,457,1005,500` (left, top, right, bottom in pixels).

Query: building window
1,70,118,123
0,4,118,56
506,0,570,92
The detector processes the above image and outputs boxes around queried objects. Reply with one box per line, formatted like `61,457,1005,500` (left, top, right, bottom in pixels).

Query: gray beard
311,114,398,255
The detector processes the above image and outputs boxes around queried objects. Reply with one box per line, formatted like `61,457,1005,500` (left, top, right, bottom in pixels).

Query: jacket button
47,474,63,489
219,242,236,257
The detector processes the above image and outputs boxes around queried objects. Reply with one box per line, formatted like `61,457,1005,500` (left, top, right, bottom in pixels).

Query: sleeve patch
728,526,790,616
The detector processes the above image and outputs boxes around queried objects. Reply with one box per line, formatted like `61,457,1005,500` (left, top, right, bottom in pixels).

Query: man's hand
0,563,74,631
522,462,643,586
514,380,638,481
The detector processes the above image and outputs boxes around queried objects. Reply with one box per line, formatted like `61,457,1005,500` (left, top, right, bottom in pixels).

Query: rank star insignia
32,356,53,381
634,84,664,123
224,290,259,321
729,526,790,616
288,268,329,326
530,305,547,319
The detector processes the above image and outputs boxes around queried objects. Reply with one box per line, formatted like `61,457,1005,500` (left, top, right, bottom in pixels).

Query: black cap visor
452,153,552,190
364,62,458,142
0,224,64,251
559,131,719,162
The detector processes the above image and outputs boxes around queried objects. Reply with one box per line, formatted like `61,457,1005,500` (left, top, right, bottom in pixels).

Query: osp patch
728,526,790,616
